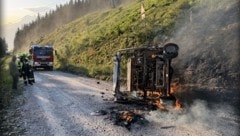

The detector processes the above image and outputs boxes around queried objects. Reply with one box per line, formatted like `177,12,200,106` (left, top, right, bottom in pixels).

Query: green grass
33,0,195,80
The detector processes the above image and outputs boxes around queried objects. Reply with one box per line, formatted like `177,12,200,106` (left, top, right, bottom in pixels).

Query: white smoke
144,1,240,135
168,0,240,87
145,100,239,135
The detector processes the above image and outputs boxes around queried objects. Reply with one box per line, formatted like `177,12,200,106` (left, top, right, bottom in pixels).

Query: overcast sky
3,0,70,25
1,0,70,50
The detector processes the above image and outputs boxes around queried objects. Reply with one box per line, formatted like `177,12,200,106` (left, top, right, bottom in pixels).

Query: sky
1,0,70,50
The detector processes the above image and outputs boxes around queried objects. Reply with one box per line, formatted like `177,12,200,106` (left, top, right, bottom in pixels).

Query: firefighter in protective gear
9,55,19,90
19,53,32,85
27,54,35,83
17,54,23,77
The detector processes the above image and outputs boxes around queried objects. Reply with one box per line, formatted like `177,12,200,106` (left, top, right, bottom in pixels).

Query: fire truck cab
29,45,54,70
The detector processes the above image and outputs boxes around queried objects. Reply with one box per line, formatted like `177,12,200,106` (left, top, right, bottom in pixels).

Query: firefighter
9,55,19,90
20,53,32,85
17,54,23,77
27,53,35,83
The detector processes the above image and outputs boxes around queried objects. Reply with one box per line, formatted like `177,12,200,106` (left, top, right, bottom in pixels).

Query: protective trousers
28,69,35,83
22,63,32,85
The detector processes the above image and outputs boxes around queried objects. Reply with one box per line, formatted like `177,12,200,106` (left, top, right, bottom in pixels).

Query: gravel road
17,71,239,136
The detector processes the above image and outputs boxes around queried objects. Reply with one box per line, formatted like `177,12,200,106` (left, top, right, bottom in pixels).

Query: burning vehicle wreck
113,43,180,109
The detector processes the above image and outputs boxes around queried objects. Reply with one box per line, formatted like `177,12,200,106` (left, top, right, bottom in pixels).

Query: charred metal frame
113,43,179,102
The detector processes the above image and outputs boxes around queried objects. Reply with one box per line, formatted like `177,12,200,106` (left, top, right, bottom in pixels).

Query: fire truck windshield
34,47,53,56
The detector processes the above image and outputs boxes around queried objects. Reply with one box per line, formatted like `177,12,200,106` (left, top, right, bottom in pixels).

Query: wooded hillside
14,0,134,51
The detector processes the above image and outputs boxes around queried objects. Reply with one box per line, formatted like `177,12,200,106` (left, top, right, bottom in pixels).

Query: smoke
145,1,240,134
146,100,211,125
145,100,239,135
168,0,240,88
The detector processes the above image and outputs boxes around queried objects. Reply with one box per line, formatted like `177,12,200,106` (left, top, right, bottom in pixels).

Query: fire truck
29,45,54,70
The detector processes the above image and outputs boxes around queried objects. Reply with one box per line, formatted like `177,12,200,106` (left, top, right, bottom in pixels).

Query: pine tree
0,37,8,58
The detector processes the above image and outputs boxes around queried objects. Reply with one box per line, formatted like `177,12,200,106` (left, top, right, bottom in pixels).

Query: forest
13,0,134,51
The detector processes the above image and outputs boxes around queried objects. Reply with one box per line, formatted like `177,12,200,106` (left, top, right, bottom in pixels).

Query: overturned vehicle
113,43,179,107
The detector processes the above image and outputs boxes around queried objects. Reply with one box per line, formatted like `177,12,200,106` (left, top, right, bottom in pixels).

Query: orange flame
174,99,183,110
170,83,179,94
121,112,134,122
153,100,168,111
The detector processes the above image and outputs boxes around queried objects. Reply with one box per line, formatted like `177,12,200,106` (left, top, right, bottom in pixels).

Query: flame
121,112,134,122
174,99,183,110
153,100,168,111
170,83,179,94
170,83,183,110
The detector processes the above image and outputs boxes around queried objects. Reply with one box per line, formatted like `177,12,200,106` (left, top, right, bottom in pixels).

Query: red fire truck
29,45,54,70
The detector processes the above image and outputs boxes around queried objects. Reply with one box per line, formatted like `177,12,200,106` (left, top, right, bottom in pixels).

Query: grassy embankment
0,57,12,110
35,0,194,80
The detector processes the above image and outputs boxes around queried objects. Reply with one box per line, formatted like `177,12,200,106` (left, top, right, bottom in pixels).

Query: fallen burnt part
161,126,176,129
103,104,152,130
111,110,148,131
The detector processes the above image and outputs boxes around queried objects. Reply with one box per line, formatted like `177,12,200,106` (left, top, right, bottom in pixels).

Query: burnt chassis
113,43,179,103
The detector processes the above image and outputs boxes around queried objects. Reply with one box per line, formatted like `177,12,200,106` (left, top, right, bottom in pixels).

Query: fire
170,82,179,94
121,111,134,122
174,99,183,110
153,100,168,111
170,82,183,110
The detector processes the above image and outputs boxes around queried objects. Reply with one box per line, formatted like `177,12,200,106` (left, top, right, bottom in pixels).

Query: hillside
36,0,194,80
13,0,135,51
16,0,239,89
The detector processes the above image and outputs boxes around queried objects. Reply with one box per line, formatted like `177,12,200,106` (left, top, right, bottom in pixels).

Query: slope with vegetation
0,57,12,109
0,37,11,109
0,37,9,109
36,0,194,80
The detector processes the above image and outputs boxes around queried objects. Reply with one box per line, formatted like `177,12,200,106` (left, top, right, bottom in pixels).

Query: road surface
16,71,239,136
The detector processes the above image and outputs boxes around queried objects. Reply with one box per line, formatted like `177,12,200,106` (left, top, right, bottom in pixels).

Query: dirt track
9,71,240,136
